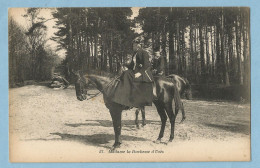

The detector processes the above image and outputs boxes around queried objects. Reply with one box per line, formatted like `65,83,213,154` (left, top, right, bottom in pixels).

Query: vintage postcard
9,7,250,162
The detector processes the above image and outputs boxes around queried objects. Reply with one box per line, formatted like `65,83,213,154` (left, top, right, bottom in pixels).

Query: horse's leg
173,86,186,123
109,108,122,149
154,101,167,143
135,107,145,128
141,107,146,126
164,102,177,142
135,108,140,128
180,102,186,123
165,86,183,142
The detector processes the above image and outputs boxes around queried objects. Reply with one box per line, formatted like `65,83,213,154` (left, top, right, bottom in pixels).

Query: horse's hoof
77,96,84,101
161,142,168,145
180,117,186,124
82,94,87,100
153,139,161,144
136,125,140,129
142,123,146,127
168,139,173,143
111,142,121,150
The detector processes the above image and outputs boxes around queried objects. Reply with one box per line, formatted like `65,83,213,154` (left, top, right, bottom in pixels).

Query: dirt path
9,85,250,162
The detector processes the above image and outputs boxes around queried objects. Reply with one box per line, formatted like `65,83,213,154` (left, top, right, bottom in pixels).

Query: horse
135,74,191,128
167,74,192,100
73,71,185,149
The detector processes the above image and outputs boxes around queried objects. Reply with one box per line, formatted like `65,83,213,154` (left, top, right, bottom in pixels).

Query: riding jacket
132,49,154,83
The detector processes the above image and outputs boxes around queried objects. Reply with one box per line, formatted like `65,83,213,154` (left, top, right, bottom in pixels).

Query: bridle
83,75,120,100
86,91,102,100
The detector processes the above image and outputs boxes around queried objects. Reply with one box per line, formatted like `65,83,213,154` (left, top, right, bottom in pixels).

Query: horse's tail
172,84,186,123
182,77,192,100
168,74,192,100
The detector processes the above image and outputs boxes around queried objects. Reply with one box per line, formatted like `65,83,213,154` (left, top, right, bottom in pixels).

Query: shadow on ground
26,132,150,149
65,119,161,128
48,132,149,148
204,122,250,135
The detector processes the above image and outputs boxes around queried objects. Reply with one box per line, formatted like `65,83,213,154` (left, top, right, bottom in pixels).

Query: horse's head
71,70,88,101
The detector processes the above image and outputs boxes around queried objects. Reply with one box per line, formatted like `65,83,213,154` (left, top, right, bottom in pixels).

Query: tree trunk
94,34,98,69
189,19,194,78
168,8,175,74
235,12,243,85
109,33,113,72
206,27,210,75
176,22,180,74
199,25,205,83
243,16,250,89
194,27,198,83
215,16,222,84
220,9,230,86
181,27,186,77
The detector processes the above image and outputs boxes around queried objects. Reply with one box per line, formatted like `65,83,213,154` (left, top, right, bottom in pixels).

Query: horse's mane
87,69,116,78
86,74,112,83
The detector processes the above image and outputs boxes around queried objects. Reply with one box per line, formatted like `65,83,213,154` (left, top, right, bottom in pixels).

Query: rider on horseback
151,47,166,76
111,38,154,108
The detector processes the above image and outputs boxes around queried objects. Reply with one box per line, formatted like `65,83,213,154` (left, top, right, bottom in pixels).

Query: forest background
8,7,250,101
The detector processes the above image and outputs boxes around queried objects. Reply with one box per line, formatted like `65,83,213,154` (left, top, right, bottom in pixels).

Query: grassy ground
9,85,250,162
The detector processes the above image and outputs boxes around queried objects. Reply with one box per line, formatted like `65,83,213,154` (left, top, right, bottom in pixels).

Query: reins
86,91,102,100
85,76,120,100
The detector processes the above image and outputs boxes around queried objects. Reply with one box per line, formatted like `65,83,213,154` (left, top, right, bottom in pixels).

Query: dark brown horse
73,71,185,149
135,74,191,128
167,74,192,100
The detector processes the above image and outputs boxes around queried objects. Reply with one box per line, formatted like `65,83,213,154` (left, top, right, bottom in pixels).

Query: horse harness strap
86,91,101,100
86,76,120,100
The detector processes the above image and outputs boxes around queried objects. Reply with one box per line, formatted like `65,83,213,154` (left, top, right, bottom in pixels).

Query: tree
136,7,249,87
23,8,48,80
52,7,135,76
9,17,29,86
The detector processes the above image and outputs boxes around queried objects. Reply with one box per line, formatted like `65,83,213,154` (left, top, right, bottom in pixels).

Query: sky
8,7,142,59
130,7,143,34
8,8,63,56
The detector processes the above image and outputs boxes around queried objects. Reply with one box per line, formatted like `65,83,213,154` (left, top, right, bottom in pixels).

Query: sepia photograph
8,7,250,162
